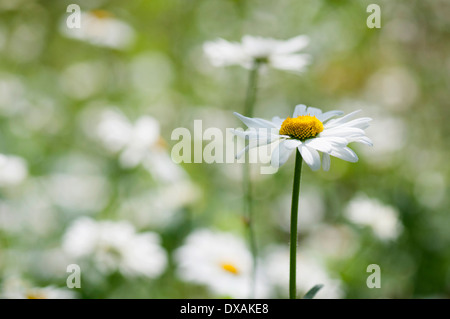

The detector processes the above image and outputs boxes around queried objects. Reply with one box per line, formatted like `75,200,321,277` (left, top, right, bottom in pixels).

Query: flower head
1,278,76,299
62,217,168,278
344,194,403,241
0,154,27,187
60,10,135,50
233,104,372,171
203,35,310,72
174,229,269,298
95,108,187,183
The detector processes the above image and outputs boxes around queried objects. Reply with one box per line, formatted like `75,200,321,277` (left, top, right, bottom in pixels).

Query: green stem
289,149,303,299
244,61,260,116
243,60,260,298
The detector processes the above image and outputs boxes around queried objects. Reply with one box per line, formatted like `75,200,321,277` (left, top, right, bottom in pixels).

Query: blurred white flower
60,10,135,50
1,278,75,299
97,109,159,157
96,109,187,183
344,194,403,241
0,154,28,187
62,217,168,278
174,229,270,298
203,35,310,72
264,246,344,299
142,150,188,183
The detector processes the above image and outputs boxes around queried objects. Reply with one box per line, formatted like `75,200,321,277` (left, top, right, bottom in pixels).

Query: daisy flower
0,154,28,187
233,104,373,171
60,10,135,50
344,193,403,241
95,108,187,183
174,229,270,298
203,35,310,72
1,278,76,299
62,217,168,279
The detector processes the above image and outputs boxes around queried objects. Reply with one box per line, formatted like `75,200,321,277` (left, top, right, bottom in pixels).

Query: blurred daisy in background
203,35,310,73
62,217,168,278
233,104,372,171
344,194,403,241
60,10,135,50
264,246,344,299
95,108,187,183
1,277,75,299
174,229,270,298
0,154,28,187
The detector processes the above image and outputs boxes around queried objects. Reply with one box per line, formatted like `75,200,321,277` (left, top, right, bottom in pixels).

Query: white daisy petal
322,153,331,171
324,110,362,129
293,104,307,117
298,144,321,171
305,107,323,117
204,35,310,73
241,35,277,58
271,116,285,127
230,128,259,139
273,35,309,55
320,127,365,138
347,135,373,146
305,138,332,154
231,128,281,143
236,145,250,159
234,112,278,129
233,131,281,159
331,147,359,163
338,117,372,130
284,139,302,149
319,136,348,147
270,54,310,72
203,39,246,67
271,141,295,168
317,110,344,122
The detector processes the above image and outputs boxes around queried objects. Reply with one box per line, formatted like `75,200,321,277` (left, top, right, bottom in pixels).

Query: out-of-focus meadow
0,0,449,299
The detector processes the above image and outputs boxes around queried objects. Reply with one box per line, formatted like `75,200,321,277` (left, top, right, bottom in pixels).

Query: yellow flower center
91,10,113,19
26,292,47,299
221,262,239,275
279,115,324,140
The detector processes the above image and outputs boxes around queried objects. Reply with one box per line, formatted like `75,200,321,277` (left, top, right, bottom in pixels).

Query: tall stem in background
243,60,260,298
289,149,303,299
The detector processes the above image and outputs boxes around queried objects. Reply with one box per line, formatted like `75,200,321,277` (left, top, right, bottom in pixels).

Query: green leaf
302,284,324,299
